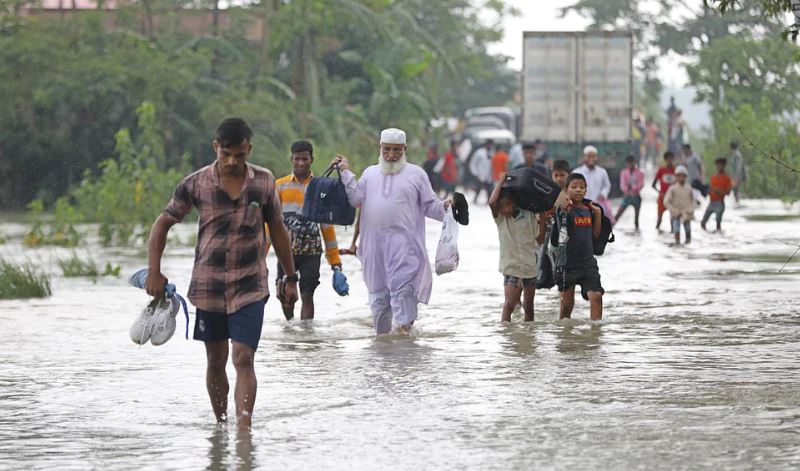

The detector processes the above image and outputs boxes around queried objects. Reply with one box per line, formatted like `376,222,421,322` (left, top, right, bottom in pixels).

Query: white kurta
574,164,611,201
341,164,445,332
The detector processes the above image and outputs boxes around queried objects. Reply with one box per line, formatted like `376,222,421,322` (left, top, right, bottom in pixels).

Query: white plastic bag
435,212,459,275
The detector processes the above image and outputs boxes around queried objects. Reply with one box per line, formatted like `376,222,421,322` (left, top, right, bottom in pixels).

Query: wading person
729,141,747,205
652,151,677,231
574,145,613,224
490,172,543,322
266,140,342,321
702,158,733,232
615,155,645,229
333,128,452,334
439,139,460,198
664,165,695,245
145,118,298,430
554,173,604,321
469,139,494,204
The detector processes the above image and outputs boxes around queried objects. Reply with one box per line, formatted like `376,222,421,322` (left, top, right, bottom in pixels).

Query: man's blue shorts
194,298,267,350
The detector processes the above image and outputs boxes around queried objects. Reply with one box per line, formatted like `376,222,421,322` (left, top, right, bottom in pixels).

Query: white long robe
341,164,445,304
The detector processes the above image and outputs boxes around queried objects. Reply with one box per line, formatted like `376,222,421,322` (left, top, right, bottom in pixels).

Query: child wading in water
615,154,645,229
652,151,677,231
554,173,604,320
490,173,544,322
664,165,695,245
702,158,733,232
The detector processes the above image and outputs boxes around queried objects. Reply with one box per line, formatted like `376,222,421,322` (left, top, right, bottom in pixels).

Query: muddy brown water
1,194,798,470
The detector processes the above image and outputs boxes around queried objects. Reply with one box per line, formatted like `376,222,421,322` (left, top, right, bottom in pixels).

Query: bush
25,102,191,247
0,259,52,299
24,199,81,248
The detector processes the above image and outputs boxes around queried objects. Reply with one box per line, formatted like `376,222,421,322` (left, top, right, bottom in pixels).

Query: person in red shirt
701,157,733,232
652,151,676,231
491,146,509,184
440,139,460,197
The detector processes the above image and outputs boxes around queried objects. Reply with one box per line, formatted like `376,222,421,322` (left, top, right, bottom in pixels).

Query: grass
743,214,800,222
58,252,99,277
0,258,51,299
57,252,120,278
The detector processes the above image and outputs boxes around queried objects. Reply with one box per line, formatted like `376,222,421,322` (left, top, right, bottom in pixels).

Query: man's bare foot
395,324,414,335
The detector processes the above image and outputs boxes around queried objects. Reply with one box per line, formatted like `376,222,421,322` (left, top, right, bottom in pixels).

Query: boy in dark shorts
553,173,604,320
490,173,543,322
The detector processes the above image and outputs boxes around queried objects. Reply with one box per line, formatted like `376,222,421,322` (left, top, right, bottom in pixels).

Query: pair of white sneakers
130,296,180,346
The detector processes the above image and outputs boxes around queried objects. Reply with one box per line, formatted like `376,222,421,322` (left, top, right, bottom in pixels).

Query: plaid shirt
164,162,282,314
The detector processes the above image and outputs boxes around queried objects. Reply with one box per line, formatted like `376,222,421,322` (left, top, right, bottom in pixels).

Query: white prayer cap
380,128,406,145
583,145,598,155
675,164,689,175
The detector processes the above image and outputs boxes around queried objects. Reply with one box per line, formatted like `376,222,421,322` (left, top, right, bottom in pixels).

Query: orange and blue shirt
265,173,342,266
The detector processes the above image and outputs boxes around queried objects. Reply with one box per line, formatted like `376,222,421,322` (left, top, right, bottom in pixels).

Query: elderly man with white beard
332,128,452,334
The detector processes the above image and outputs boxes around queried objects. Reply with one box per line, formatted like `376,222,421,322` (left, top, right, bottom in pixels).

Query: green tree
0,0,519,212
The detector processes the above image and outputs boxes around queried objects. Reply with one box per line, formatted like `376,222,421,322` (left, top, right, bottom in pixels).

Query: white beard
379,153,408,175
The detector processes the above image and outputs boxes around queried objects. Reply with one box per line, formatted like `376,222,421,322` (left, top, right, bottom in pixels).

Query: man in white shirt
469,139,494,203
573,145,615,224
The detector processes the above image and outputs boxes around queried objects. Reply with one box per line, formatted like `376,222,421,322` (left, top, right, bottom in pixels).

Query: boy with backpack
664,165,695,245
553,173,604,321
490,173,545,322
701,158,733,232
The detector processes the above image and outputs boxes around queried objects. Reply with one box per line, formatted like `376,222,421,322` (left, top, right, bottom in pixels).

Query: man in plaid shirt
146,118,297,430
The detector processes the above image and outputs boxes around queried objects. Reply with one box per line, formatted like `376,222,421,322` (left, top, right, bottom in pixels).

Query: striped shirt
266,173,341,266
164,162,282,314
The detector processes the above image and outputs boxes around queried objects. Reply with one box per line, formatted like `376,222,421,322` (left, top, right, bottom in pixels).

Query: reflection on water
554,323,603,356
0,198,799,469
205,427,255,471
206,426,228,471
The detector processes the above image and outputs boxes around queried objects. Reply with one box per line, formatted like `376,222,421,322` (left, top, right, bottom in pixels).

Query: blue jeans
671,217,691,236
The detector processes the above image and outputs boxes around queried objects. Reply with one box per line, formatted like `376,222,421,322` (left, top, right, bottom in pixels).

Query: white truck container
521,31,633,144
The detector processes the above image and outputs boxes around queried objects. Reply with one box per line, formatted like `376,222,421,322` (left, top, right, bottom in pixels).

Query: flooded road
1,193,798,470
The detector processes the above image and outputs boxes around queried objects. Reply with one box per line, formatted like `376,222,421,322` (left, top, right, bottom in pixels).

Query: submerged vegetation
0,259,51,299
57,251,121,279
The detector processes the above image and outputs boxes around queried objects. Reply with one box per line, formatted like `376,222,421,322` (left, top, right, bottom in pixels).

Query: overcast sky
485,0,689,87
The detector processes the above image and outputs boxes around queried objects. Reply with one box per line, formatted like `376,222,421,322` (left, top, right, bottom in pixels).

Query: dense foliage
0,1,518,210
562,0,800,200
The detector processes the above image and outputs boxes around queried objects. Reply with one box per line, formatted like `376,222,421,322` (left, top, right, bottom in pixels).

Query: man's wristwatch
284,273,299,283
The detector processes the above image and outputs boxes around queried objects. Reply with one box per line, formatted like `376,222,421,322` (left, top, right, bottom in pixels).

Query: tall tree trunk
212,0,220,37
140,0,154,39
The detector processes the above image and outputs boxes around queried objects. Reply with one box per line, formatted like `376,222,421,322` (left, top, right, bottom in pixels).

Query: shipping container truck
521,31,633,195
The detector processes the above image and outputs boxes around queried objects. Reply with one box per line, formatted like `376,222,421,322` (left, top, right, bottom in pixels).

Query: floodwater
1,191,798,470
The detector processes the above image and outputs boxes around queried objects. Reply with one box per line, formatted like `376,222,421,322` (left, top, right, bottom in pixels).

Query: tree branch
737,126,800,175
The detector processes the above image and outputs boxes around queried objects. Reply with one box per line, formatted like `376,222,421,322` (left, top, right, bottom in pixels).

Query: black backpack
501,167,561,213
551,199,615,256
